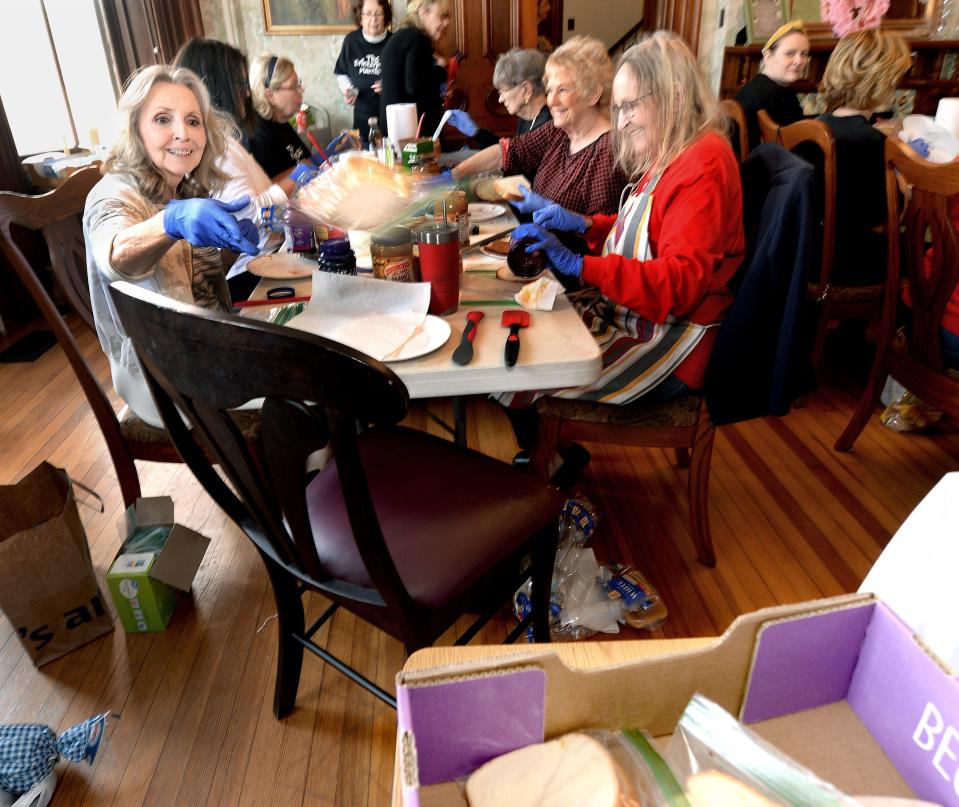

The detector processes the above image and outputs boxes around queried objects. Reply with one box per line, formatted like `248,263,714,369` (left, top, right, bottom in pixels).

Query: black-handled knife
452,311,485,365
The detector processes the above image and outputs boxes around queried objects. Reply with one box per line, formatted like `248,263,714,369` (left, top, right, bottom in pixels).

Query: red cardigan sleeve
584,213,616,253
580,136,742,324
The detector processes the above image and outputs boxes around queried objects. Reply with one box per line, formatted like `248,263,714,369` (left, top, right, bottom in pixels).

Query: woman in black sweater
735,21,810,150
334,0,393,141
249,53,310,181
379,0,451,141
817,29,912,285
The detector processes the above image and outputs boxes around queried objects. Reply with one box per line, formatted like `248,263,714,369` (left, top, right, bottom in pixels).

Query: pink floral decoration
820,0,891,37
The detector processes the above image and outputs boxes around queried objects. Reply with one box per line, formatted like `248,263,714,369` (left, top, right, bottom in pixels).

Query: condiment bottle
371,226,415,282
435,188,469,246
367,116,384,162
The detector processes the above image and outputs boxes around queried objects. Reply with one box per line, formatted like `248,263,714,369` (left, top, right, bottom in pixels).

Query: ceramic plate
479,237,511,261
246,253,315,279
384,315,451,362
468,203,508,223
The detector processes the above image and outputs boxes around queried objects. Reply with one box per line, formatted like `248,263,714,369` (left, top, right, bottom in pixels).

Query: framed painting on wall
262,0,357,34
744,0,790,43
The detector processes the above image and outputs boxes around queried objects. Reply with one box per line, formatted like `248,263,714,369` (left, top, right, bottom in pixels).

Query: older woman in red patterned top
453,35,627,219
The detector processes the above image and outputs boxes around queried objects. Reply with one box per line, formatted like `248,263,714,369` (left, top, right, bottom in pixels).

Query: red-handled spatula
501,310,530,368
452,311,485,365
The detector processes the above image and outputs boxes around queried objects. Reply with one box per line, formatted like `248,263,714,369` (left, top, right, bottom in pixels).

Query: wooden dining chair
0,167,260,507
107,281,563,717
835,138,959,451
758,110,887,369
720,98,750,163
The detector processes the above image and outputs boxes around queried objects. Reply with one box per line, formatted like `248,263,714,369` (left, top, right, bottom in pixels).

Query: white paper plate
246,253,315,279
468,203,508,223
384,315,451,362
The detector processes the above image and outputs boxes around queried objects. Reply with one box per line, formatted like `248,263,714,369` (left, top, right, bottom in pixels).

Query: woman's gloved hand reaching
447,109,478,137
533,203,588,233
512,223,583,278
163,196,259,255
511,185,552,214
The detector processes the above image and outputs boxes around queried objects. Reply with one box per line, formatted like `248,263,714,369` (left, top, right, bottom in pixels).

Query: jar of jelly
317,237,357,275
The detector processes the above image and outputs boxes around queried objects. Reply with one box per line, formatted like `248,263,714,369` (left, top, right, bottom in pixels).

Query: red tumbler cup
415,221,461,316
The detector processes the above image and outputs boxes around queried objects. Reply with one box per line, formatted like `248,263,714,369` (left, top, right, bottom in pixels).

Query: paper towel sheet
287,269,430,361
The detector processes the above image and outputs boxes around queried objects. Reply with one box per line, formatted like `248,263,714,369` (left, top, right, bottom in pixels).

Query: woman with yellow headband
735,21,810,150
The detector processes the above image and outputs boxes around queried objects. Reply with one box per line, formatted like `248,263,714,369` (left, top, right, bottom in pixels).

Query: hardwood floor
0,320,956,805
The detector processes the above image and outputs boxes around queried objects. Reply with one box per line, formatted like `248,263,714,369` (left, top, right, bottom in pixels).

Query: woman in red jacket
506,32,744,480
512,31,745,407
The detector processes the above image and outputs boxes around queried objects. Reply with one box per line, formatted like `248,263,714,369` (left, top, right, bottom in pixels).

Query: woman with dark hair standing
335,0,392,141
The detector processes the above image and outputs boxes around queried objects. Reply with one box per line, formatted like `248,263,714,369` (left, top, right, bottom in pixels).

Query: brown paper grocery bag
0,462,113,666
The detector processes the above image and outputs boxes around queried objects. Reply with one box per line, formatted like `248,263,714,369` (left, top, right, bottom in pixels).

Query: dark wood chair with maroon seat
758,110,887,369
107,281,562,716
0,166,259,507
836,138,959,451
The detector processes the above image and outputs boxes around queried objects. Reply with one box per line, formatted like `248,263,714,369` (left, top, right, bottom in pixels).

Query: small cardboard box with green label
105,497,209,633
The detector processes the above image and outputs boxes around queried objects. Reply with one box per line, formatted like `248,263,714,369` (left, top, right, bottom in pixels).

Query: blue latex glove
512,185,552,215
163,196,259,255
236,219,260,253
448,109,478,137
907,137,930,159
533,203,588,233
512,223,582,278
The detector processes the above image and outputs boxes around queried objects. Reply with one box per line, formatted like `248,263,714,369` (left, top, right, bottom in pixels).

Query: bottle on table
367,116,384,163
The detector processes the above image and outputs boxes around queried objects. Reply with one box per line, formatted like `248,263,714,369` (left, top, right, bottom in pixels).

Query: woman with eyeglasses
249,53,311,180
335,0,392,142
453,37,627,223
379,0,451,141
446,48,550,151
503,33,743,469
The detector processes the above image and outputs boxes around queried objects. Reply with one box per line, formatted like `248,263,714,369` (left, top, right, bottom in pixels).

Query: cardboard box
105,497,209,633
395,593,959,806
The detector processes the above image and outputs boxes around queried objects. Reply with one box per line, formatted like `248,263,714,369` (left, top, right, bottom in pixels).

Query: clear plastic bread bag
288,151,452,232
668,694,859,806
512,497,612,641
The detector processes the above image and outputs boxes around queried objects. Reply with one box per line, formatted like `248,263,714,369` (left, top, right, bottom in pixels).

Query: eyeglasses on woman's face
276,80,304,93
362,10,384,17
611,92,653,120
